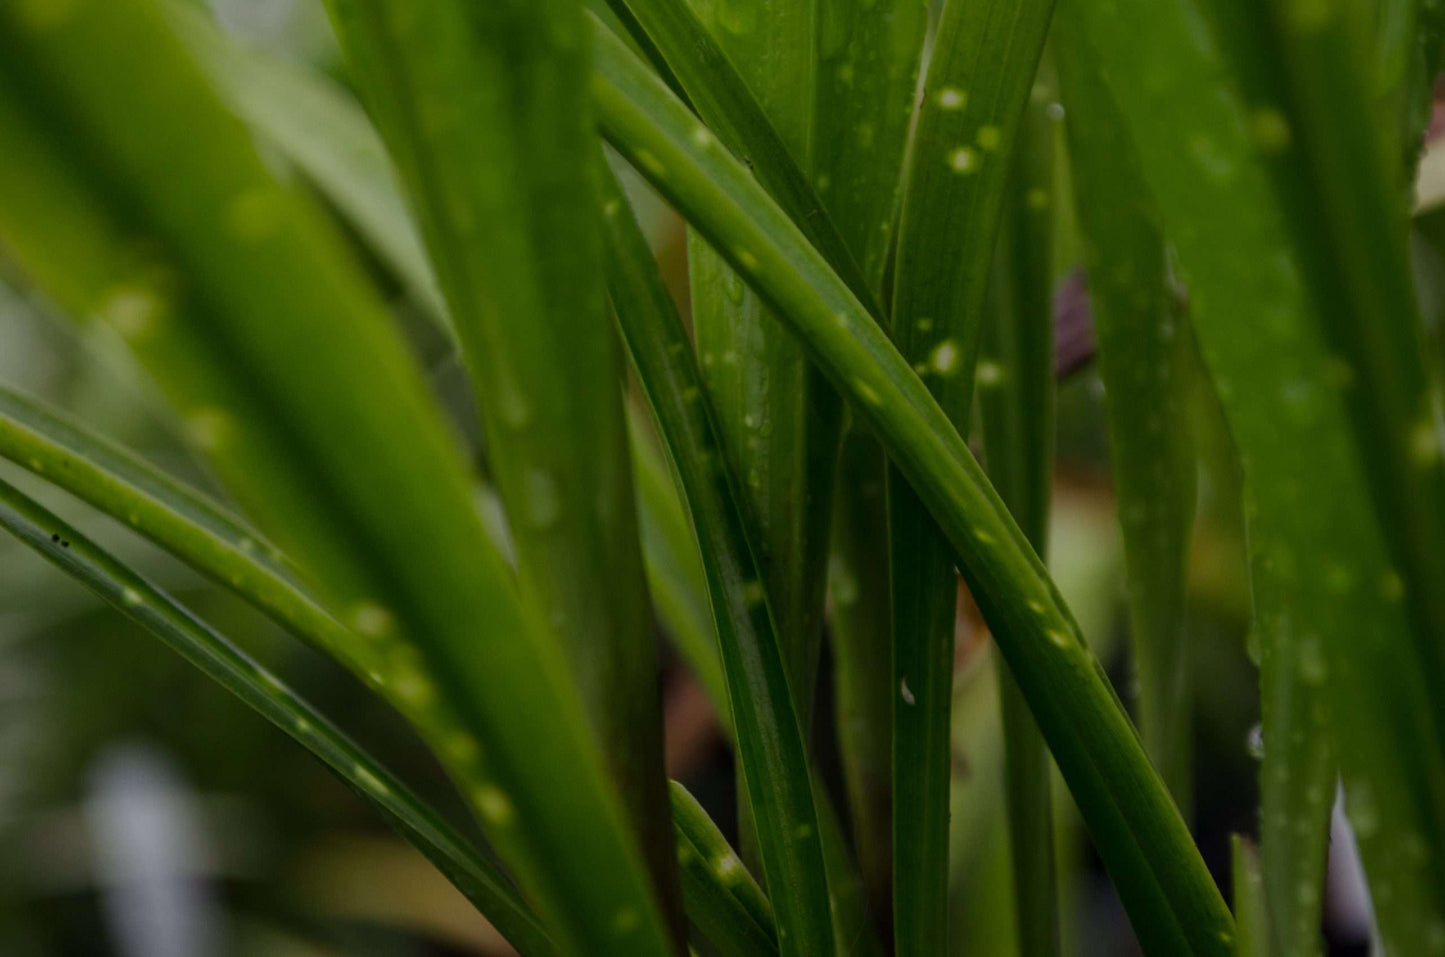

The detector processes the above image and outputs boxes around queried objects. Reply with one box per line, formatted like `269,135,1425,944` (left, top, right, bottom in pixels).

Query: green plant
0,0,1440,953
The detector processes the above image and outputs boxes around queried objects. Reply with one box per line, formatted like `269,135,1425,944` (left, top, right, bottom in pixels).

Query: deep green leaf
814,0,927,924
318,2,678,931
1231,837,1273,957
1055,40,1197,809
670,781,778,957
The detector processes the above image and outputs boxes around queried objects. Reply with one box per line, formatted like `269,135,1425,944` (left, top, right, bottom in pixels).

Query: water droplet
900,677,916,705
100,286,163,340
1246,723,1264,760
715,851,743,880
121,588,143,608
351,602,395,638
976,360,1004,387
185,408,232,452
1048,630,1070,648
1046,102,1066,122
691,126,715,149
947,146,978,173
930,339,960,375
354,765,390,797
474,784,515,826
1251,108,1292,152
937,87,967,110
852,380,882,406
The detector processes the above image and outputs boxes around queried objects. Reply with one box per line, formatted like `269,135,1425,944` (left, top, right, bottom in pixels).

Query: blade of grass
0,476,555,957
599,162,833,956
814,0,927,927
318,1,679,929
1060,0,1445,950
630,409,730,714
1231,837,1273,957
0,4,673,951
670,781,778,957
683,0,836,747
977,85,1062,957
591,28,1234,954
1054,47,1197,811
887,0,1056,951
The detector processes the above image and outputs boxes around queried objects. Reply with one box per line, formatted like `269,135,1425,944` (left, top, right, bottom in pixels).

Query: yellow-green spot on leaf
351,602,395,638
634,149,666,177
1048,630,1071,649
976,360,1004,387
977,125,1001,150
354,765,390,797
474,785,515,826
1251,108,1292,153
185,408,232,452
612,909,640,935
100,286,163,340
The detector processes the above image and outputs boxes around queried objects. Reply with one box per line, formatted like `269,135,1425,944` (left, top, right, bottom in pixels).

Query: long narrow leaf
590,26,1234,954
318,2,679,930
887,0,1056,950
1060,0,1445,950
0,477,555,957
0,4,672,952
599,162,834,956
1055,42,1197,810
816,0,928,925
977,87,1062,957
670,781,778,957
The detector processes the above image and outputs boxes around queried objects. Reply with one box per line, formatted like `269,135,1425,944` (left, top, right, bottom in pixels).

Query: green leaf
683,1,837,746
630,407,731,714
1231,837,1273,957
591,26,1233,954
887,0,1056,951
670,781,778,957
1055,38,1197,809
0,475,556,957
0,3,672,952
165,2,445,321
1059,0,1445,950
318,1,678,931
599,162,834,957
814,0,927,924
977,84,1062,957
